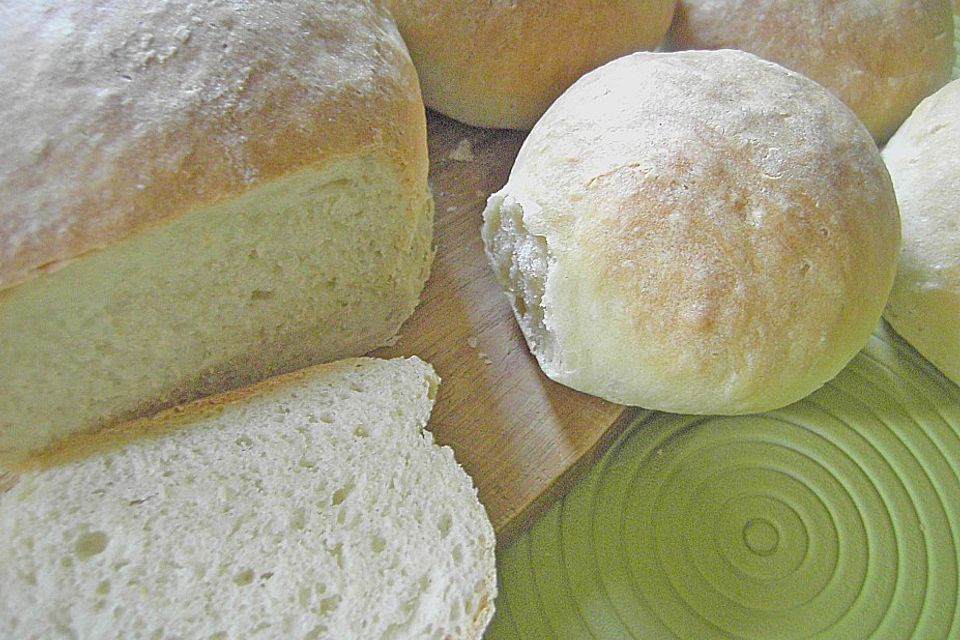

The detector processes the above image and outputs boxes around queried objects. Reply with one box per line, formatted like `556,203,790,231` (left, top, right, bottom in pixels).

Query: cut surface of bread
0,357,496,640
0,0,433,467
0,155,432,468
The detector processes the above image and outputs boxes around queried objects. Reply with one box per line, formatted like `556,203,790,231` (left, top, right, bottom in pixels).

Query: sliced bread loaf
0,0,433,467
0,357,496,640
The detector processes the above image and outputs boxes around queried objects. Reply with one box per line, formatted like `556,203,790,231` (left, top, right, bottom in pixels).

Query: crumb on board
466,335,492,364
448,139,475,162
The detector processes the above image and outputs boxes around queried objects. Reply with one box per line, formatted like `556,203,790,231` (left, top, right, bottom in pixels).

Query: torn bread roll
0,0,433,467
666,0,955,143
882,78,960,386
385,0,677,130
0,357,497,639
482,50,901,415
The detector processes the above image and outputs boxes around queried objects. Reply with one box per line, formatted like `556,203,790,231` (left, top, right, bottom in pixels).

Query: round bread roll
666,0,955,143
481,50,901,415
385,0,677,130
882,78,960,386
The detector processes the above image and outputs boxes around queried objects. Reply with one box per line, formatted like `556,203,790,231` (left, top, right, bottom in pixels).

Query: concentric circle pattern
488,322,960,639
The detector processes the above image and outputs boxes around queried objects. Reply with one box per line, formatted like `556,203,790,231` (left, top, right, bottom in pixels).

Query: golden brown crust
0,0,428,290
666,0,955,143
386,0,677,129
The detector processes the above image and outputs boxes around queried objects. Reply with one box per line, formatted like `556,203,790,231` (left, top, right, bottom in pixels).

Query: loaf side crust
0,0,428,290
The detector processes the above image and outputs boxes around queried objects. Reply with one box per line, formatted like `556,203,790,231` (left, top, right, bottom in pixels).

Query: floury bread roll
882,78,960,386
482,50,901,415
0,357,497,639
384,0,677,130
666,0,955,143
0,1,433,467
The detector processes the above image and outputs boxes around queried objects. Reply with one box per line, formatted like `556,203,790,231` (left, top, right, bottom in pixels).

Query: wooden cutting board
0,111,635,546
373,111,637,545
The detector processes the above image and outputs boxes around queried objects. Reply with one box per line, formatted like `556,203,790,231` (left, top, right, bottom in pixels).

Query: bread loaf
882,78,960,386
0,357,496,639
482,50,901,415
666,0,955,143
0,0,433,467
385,0,677,130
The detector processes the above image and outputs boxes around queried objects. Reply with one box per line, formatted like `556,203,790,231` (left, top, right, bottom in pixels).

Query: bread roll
385,0,677,130
0,0,433,467
482,50,901,415
666,0,955,143
0,357,496,639
882,78,960,386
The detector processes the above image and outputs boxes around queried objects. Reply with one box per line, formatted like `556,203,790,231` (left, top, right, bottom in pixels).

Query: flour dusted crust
385,0,677,130
482,50,901,414
666,0,955,143
0,0,427,290
882,78,960,386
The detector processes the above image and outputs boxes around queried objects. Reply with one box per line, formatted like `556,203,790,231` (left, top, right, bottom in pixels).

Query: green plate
486,326,960,640
489,323,960,639
488,18,960,639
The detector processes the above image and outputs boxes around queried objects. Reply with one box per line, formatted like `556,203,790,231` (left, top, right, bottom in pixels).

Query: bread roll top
666,0,955,143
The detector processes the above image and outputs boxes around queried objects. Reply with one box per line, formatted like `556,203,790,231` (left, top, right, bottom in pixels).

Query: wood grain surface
374,112,636,545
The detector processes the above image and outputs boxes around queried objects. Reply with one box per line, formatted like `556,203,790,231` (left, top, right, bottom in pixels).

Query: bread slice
0,357,496,640
0,0,433,468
